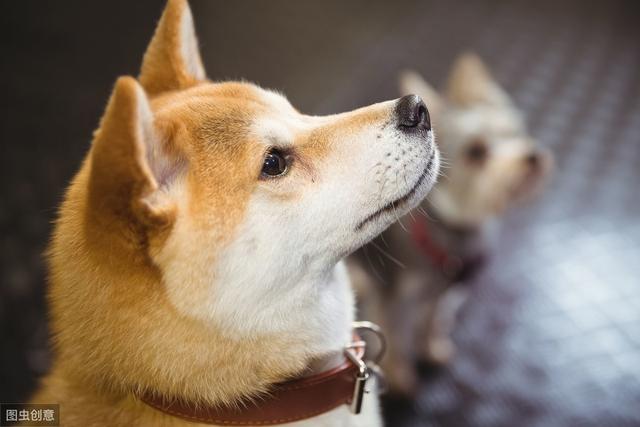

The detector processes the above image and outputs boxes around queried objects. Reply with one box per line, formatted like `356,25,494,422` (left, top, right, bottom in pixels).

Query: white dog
351,53,553,395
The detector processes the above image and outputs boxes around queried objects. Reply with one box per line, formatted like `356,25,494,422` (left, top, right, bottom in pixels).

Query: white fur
152,88,439,426
400,54,552,227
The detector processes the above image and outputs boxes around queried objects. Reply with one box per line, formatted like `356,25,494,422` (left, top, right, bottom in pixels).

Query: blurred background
1,0,639,425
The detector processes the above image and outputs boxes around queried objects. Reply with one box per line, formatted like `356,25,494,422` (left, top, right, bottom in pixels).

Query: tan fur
35,79,314,426
30,1,438,426
140,0,206,95
32,0,313,422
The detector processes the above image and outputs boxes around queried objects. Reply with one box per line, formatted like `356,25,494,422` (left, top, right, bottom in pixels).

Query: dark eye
261,149,288,178
466,139,488,163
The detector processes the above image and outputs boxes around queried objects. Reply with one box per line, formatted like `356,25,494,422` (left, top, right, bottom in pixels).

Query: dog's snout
396,94,431,131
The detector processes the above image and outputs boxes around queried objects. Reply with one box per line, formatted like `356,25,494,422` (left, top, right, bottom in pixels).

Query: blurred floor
1,0,639,426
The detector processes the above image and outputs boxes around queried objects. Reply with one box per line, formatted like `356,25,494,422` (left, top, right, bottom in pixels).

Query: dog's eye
466,139,488,163
261,149,288,178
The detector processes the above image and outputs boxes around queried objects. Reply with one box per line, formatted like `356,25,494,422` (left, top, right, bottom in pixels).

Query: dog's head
49,0,438,403
400,53,552,228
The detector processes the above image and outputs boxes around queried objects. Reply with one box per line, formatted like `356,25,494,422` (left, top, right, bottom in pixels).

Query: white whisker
370,241,406,269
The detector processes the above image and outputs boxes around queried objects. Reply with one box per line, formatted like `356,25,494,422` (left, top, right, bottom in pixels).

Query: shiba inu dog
350,53,552,395
29,0,439,425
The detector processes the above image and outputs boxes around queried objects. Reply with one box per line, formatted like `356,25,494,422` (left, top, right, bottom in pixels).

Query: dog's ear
139,0,206,96
89,77,181,230
399,70,444,119
446,52,511,107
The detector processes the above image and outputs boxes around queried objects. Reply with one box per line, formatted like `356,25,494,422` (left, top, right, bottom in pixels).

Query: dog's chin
509,168,549,205
355,151,440,237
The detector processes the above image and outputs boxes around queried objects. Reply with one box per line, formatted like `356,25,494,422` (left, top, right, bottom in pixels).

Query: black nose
396,94,431,131
525,152,540,169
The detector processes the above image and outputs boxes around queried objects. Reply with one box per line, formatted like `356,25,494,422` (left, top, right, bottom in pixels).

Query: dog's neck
414,200,489,281
51,255,354,407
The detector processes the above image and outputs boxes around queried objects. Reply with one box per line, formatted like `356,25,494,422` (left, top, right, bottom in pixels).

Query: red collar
139,331,373,425
411,217,463,278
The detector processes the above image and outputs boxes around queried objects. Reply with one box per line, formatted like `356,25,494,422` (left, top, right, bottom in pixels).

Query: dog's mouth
356,149,437,231
509,166,549,204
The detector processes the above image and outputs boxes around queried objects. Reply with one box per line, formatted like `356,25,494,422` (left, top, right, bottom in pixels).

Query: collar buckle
344,346,370,414
344,321,387,414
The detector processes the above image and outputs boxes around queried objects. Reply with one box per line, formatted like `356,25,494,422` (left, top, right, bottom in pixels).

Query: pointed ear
399,70,444,119
139,0,206,96
446,52,511,107
90,77,181,229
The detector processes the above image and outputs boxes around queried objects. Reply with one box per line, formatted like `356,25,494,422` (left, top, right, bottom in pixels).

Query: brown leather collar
139,336,369,425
